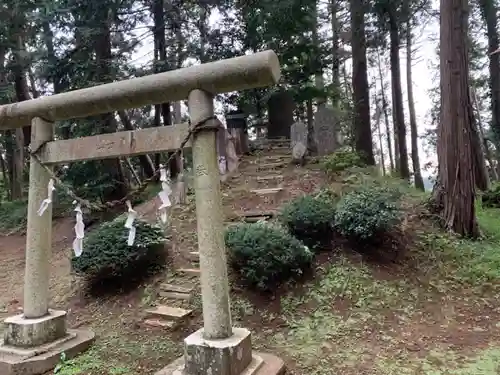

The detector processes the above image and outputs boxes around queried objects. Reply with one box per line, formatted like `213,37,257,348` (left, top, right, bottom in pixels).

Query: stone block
146,305,193,320
160,283,195,294
184,327,252,375
155,351,285,375
4,310,67,348
0,328,95,375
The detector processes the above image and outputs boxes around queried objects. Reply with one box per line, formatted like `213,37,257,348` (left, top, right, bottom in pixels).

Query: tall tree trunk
376,49,395,171
471,87,498,181
172,11,185,124
42,15,67,137
0,144,8,197
478,0,500,152
388,11,409,178
351,0,375,164
406,27,425,190
467,88,490,190
470,115,490,191
330,0,340,105
4,131,14,200
312,0,325,109
391,76,400,171
11,12,31,147
306,98,314,138
329,0,343,146
153,0,181,181
433,0,479,237
375,106,386,175
0,51,12,200
117,110,156,178
28,69,39,98
342,62,354,144
11,35,31,199
94,8,127,201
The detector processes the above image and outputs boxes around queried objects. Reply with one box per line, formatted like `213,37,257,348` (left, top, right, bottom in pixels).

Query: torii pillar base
0,310,94,375
155,328,285,375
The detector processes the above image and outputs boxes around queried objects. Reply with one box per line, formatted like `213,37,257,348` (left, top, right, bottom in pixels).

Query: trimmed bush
280,193,337,250
71,217,167,286
321,148,365,174
225,222,313,290
334,186,402,240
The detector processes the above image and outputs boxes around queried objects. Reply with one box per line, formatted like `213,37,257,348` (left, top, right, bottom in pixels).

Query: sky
131,5,441,175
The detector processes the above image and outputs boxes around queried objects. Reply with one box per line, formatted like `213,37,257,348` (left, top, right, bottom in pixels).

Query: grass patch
414,204,500,288
268,256,427,373
255,190,500,374
54,332,179,375
376,345,500,375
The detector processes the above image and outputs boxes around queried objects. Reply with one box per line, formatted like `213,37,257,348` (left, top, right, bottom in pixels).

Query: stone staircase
143,137,292,329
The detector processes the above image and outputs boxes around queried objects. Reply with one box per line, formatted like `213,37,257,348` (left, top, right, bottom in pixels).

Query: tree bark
11,12,31,147
406,26,425,190
478,0,500,152
4,131,14,200
467,87,490,190
11,35,31,199
153,0,182,180
375,106,386,175
0,143,8,197
93,8,127,201
433,0,479,237
471,87,498,181
388,11,409,179
312,0,326,109
330,0,341,106
376,49,395,172
117,110,156,178
351,0,375,165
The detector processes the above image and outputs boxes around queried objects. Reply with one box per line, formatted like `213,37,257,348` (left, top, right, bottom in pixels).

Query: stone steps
143,303,194,330
159,291,193,301
256,162,287,173
160,283,194,294
144,146,298,338
144,318,176,329
186,251,200,262
146,305,193,320
250,187,284,195
178,268,201,277
158,282,195,301
256,175,284,183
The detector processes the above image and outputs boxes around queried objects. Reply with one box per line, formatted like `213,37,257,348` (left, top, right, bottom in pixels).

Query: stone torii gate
0,51,284,375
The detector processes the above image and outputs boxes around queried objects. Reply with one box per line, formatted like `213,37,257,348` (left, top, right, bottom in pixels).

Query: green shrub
0,200,27,233
321,148,365,174
481,183,500,209
334,186,402,240
225,222,313,290
72,217,167,286
280,193,337,250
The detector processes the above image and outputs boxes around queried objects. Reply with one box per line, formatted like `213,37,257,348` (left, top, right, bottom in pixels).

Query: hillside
0,143,499,375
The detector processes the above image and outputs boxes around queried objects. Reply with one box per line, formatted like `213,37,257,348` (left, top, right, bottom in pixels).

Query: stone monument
313,106,340,156
291,121,308,164
267,90,295,139
226,110,249,155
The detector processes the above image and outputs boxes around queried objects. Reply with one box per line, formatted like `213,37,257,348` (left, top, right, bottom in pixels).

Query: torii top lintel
0,50,281,130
